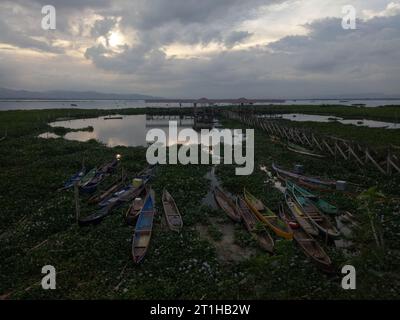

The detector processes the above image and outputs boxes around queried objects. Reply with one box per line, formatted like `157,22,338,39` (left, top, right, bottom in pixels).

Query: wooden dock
221,110,400,176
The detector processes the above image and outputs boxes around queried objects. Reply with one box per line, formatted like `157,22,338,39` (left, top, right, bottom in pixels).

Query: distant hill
0,87,160,100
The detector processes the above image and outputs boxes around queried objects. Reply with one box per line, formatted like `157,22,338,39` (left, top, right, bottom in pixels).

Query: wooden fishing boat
278,203,335,273
79,168,97,187
98,158,119,174
125,186,148,226
236,197,274,253
118,175,151,203
136,164,157,179
132,189,156,263
284,192,319,236
286,180,338,215
80,159,120,194
162,189,183,232
80,171,107,194
88,173,127,204
80,184,146,226
99,177,149,206
287,183,340,239
272,163,336,189
63,167,86,189
243,188,293,240
78,198,119,226
287,142,326,158
214,186,241,222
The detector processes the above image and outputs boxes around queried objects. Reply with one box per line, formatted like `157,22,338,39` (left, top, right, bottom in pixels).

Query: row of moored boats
62,158,183,264
213,164,344,273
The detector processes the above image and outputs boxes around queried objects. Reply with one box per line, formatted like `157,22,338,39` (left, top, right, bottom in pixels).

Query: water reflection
48,114,240,148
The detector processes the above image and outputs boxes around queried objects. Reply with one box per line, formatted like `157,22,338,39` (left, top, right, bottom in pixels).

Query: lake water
44,114,242,149
263,113,400,129
0,100,146,111
2,99,400,110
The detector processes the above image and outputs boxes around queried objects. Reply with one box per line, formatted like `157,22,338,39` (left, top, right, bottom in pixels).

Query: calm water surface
2,99,400,110
45,114,241,148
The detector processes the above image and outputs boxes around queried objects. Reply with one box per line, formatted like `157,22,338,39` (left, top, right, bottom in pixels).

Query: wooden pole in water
74,182,80,223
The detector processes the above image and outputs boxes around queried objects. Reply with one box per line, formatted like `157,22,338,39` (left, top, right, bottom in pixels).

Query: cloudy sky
0,0,399,98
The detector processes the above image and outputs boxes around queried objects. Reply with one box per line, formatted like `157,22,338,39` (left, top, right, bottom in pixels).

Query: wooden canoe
284,192,319,236
278,203,335,273
88,174,127,204
286,180,338,215
98,158,119,174
63,167,86,189
78,198,119,226
98,174,150,207
125,186,149,226
81,160,119,193
287,142,326,158
136,164,157,179
244,188,293,240
132,189,156,264
118,176,151,203
80,185,147,226
162,189,183,232
79,168,97,187
214,186,241,222
236,197,274,253
288,183,340,239
272,163,336,188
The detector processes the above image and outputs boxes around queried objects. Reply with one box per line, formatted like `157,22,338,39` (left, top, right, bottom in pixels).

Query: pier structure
145,97,284,130
221,109,400,176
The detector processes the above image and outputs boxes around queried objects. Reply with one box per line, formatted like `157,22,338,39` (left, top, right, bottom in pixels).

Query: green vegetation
207,224,223,241
0,107,399,299
279,119,400,148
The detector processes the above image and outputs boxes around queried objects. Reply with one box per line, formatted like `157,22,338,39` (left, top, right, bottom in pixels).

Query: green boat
287,181,340,239
79,168,97,187
286,180,338,215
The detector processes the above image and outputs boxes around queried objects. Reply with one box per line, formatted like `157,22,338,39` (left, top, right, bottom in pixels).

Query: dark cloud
224,31,253,48
126,0,275,30
26,0,111,9
0,0,399,98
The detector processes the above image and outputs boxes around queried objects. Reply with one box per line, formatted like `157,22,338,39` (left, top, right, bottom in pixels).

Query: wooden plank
312,134,323,151
387,150,392,175
366,150,386,174
335,142,349,159
347,145,364,166
388,158,400,173
322,139,335,156
302,132,313,147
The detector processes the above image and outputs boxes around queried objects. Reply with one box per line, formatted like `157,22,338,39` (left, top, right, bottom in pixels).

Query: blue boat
98,175,151,207
79,158,120,194
98,185,133,207
63,167,86,189
132,189,155,263
79,184,147,226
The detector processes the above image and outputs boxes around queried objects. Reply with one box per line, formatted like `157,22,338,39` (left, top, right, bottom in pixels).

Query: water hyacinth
0,108,399,299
